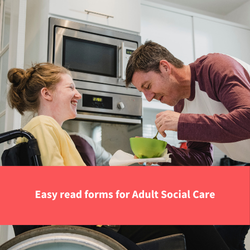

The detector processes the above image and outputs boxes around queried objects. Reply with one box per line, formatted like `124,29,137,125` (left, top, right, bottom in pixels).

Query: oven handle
76,114,141,124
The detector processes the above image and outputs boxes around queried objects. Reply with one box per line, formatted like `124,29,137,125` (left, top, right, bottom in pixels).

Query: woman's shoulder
24,115,60,130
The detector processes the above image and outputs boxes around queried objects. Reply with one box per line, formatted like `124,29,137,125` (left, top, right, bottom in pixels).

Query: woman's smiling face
50,73,81,125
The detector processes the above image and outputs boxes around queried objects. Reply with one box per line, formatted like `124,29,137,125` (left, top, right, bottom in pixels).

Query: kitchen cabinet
193,17,250,63
140,3,195,111
140,3,194,145
141,4,195,65
48,0,140,33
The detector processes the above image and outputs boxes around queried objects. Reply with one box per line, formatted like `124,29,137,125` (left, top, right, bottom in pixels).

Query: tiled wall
142,108,182,148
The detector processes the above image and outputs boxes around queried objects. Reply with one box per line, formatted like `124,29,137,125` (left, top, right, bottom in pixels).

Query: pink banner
0,166,249,225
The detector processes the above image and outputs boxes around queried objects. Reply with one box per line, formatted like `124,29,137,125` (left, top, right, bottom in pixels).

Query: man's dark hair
125,40,184,86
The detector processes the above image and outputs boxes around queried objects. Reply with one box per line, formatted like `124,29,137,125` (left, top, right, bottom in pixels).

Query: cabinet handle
85,9,114,19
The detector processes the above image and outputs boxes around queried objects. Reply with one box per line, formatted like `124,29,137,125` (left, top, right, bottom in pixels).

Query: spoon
153,131,159,140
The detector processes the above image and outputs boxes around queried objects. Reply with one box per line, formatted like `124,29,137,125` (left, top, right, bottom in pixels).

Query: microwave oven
48,17,141,94
48,17,142,124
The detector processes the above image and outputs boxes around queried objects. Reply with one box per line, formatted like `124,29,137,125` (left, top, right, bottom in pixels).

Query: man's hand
155,110,180,137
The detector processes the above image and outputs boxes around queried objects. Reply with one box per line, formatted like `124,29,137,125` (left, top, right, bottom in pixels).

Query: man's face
131,65,182,106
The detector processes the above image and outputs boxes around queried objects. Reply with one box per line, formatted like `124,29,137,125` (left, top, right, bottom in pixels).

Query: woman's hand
134,155,144,165
134,155,158,166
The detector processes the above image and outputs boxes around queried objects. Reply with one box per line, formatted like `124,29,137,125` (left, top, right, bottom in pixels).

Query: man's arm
157,55,250,143
159,141,213,166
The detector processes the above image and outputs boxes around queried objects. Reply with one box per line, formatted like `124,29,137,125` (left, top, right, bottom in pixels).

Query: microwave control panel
122,43,135,80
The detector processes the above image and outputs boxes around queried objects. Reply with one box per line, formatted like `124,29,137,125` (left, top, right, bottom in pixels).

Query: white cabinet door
49,0,140,33
141,4,195,110
141,4,195,65
193,17,250,64
107,0,140,33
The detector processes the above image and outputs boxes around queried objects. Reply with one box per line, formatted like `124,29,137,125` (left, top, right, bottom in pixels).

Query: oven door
63,119,142,157
53,27,138,88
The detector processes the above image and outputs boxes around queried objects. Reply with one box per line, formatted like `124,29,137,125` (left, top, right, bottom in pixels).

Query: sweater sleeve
178,54,250,143
159,141,213,166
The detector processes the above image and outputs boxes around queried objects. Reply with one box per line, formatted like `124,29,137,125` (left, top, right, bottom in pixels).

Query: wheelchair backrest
0,129,42,166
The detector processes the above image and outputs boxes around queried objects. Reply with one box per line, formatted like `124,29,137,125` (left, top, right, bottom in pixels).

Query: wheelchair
0,129,186,250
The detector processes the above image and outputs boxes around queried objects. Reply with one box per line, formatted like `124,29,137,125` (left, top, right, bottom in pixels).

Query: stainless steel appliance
48,17,142,155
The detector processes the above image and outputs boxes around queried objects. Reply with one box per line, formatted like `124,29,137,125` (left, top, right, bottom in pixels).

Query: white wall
225,0,250,28
193,16,250,64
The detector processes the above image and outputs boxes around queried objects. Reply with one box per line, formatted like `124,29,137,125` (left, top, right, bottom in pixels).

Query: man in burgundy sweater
125,40,250,250
126,41,250,166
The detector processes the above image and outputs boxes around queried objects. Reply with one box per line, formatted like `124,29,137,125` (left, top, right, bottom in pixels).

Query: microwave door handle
120,42,125,80
118,45,122,79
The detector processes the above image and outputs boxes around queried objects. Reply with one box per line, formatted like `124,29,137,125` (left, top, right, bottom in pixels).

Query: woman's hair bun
7,62,70,115
7,68,26,88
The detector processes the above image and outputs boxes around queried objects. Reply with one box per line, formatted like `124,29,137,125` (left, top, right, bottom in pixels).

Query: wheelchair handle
0,129,35,143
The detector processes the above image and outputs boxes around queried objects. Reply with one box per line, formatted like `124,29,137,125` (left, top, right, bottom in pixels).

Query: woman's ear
40,87,53,101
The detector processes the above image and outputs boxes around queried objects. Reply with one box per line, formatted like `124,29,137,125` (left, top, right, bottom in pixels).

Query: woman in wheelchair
7,63,145,249
6,63,230,250
8,63,86,166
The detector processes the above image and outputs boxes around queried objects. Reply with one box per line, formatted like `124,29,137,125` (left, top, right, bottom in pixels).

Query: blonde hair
7,62,70,115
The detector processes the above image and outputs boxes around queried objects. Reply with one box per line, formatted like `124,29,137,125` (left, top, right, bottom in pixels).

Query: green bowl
130,137,167,159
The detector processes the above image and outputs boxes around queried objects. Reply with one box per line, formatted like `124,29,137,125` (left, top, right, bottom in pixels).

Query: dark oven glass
63,120,142,156
62,36,117,77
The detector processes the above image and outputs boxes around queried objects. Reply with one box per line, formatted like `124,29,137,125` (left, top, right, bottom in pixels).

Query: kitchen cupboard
141,4,195,65
140,4,194,147
48,0,140,33
140,3,195,111
193,17,250,63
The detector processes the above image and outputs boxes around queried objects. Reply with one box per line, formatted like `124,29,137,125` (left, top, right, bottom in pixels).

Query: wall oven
48,17,142,155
